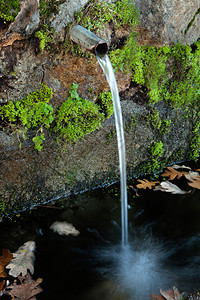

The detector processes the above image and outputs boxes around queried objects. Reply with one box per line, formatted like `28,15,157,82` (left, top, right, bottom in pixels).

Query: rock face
0,0,199,216
134,0,200,46
0,96,192,215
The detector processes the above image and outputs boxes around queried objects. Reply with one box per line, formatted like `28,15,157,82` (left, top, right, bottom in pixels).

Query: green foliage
75,0,138,33
35,24,56,52
149,141,165,158
147,109,171,135
0,84,54,150
111,41,200,108
0,0,20,22
54,83,104,141
145,141,165,175
32,133,45,151
98,91,113,118
189,112,200,161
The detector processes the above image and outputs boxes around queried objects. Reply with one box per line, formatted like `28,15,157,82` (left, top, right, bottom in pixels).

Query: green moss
146,109,171,135
0,200,6,213
75,0,139,32
0,0,20,22
0,84,54,150
149,141,165,158
98,91,114,118
146,141,165,174
188,111,200,161
54,83,104,141
35,28,52,52
111,41,200,108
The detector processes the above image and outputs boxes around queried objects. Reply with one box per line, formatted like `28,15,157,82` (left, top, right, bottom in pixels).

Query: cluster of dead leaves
151,286,184,300
0,220,80,299
134,164,200,195
0,241,42,300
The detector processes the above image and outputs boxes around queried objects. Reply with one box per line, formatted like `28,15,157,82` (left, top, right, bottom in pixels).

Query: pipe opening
95,41,108,56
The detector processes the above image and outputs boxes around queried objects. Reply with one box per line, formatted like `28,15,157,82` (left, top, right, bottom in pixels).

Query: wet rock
134,0,200,46
0,98,192,216
50,0,90,40
0,40,44,102
43,53,131,106
7,0,40,36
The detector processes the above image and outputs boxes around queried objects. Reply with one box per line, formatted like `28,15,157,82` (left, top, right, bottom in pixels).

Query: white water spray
97,54,128,245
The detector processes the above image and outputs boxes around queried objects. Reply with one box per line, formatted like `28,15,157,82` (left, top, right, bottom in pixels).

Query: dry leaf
50,221,80,237
136,179,159,190
154,181,187,194
187,176,200,190
161,167,188,180
0,249,13,278
5,273,42,300
151,287,183,300
171,164,191,171
6,241,35,278
185,171,200,181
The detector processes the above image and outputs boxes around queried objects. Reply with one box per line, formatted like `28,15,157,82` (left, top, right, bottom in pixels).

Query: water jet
70,25,128,245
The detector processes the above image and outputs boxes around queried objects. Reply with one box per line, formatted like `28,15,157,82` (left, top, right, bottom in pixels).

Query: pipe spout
70,25,108,56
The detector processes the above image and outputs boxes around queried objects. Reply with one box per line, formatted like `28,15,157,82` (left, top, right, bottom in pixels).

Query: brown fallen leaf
187,176,200,190
151,287,183,300
161,167,188,180
5,273,43,300
0,249,13,278
136,179,159,190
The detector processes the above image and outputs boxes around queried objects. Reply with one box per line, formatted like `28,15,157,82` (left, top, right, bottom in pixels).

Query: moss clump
0,83,115,150
111,42,200,108
0,84,54,150
0,0,20,22
54,83,104,141
149,141,165,158
98,91,113,118
0,84,54,128
75,0,139,32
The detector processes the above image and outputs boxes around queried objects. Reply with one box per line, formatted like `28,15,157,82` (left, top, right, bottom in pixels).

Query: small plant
150,141,165,158
54,83,104,141
35,24,56,52
98,91,113,118
0,84,54,150
0,0,20,22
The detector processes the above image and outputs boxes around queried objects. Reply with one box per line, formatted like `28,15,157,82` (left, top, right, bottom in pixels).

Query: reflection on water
0,188,200,299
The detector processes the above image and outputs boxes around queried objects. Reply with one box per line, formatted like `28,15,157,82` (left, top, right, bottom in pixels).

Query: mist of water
97,54,128,245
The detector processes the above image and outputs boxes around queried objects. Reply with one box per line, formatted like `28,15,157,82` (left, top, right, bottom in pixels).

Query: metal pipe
70,25,108,56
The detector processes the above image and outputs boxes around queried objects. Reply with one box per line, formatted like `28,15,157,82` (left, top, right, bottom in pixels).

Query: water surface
0,188,200,299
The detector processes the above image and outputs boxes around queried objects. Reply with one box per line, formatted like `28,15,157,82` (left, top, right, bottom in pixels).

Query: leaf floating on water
187,176,200,190
50,221,80,237
185,171,200,181
171,164,192,171
136,179,159,190
161,167,188,180
5,273,42,300
0,249,13,278
154,181,188,194
151,287,184,300
6,241,35,278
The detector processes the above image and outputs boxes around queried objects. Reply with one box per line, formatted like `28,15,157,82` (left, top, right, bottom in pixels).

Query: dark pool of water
1,187,200,300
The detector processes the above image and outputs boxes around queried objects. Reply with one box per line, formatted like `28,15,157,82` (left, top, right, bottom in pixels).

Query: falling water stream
97,54,128,245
